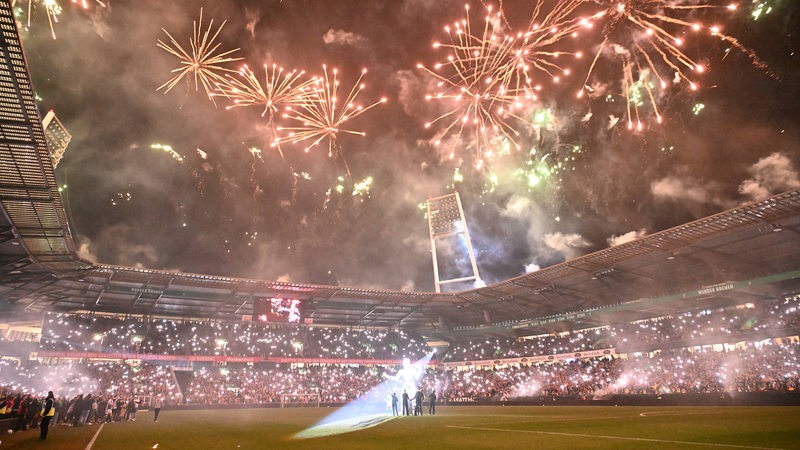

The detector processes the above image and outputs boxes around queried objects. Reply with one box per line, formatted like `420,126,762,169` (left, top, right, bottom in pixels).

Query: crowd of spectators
39,295,800,365
184,364,386,404
40,314,428,360
444,295,800,361
4,339,798,406
436,340,799,401
1,389,151,437
1,296,797,409
0,358,178,404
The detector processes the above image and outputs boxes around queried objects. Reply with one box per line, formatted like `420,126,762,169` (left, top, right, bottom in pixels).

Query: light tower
426,192,482,293
42,110,71,168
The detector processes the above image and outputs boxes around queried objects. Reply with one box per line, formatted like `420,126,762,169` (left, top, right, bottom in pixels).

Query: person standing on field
391,393,399,416
414,390,424,416
428,390,437,415
39,391,55,441
152,396,163,422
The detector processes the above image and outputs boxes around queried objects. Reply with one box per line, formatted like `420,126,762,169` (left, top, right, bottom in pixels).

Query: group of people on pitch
392,389,436,416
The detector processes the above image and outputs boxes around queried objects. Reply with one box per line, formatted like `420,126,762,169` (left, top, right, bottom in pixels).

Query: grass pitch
2,405,799,449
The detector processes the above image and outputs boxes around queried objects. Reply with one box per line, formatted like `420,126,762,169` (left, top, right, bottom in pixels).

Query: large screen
253,297,302,323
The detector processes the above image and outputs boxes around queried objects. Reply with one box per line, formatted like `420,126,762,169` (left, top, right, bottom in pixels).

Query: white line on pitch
639,410,725,417
85,422,105,450
446,425,788,450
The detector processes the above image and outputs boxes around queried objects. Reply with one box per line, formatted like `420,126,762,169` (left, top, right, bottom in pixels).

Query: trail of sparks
15,0,107,39
150,143,184,162
18,0,62,39
578,0,760,130
274,65,386,174
72,0,106,8
511,0,597,86
157,8,242,103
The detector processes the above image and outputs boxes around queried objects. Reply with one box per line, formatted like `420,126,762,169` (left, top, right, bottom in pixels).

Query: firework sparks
750,1,773,20
351,176,373,199
417,3,543,165
16,0,62,39
578,0,761,130
71,0,106,8
453,167,464,184
216,63,314,120
513,0,597,85
13,0,107,39
248,146,263,161
515,146,579,191
274,65,386,162
157,8,242,102
150,143,184,162
216,64,314,171
110,191,132,207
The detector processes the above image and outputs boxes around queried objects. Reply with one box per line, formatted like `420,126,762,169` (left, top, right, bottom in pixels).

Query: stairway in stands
171,367,194,400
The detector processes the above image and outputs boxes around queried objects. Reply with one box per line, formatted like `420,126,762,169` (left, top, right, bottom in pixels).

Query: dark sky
17,0,800,292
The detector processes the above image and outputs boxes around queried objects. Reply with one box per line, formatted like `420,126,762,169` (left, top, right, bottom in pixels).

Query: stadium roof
1,2,799,338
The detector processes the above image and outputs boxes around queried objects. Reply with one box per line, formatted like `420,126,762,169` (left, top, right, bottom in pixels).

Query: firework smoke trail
274,65,386,177
157,8,242,103
417,3,567,167
578,0,757,130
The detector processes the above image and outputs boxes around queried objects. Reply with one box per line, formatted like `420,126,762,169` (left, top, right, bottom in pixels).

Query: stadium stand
0,0,799,422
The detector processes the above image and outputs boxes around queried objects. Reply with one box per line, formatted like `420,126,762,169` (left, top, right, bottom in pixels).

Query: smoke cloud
607,229,647,247
738,152,800,202
323,29,369,48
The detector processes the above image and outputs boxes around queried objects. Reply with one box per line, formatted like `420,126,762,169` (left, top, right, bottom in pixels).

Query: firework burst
157,8,242,102
418,3,545,167
578,0,757,130
274,65,386,169
215,63,315,120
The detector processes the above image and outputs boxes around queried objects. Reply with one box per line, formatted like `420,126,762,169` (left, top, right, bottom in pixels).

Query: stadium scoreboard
253,297,302,323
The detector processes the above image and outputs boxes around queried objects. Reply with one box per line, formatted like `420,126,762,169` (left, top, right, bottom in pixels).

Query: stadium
1,0,800,449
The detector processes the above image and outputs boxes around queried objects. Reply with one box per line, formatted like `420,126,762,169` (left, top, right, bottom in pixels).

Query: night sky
17,0,800,292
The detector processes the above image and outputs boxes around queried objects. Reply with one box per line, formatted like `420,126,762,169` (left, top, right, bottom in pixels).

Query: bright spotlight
293,351,435,439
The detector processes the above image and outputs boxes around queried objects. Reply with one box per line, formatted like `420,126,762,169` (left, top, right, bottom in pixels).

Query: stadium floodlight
426,192,482,293
42,110,71,168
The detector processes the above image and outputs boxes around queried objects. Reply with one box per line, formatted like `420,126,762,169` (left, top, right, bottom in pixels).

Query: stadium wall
448,392,800,407
165,392,800,410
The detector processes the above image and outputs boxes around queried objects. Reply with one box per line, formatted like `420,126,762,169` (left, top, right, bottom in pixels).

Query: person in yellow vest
0,395,10,415
39,391,55,441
